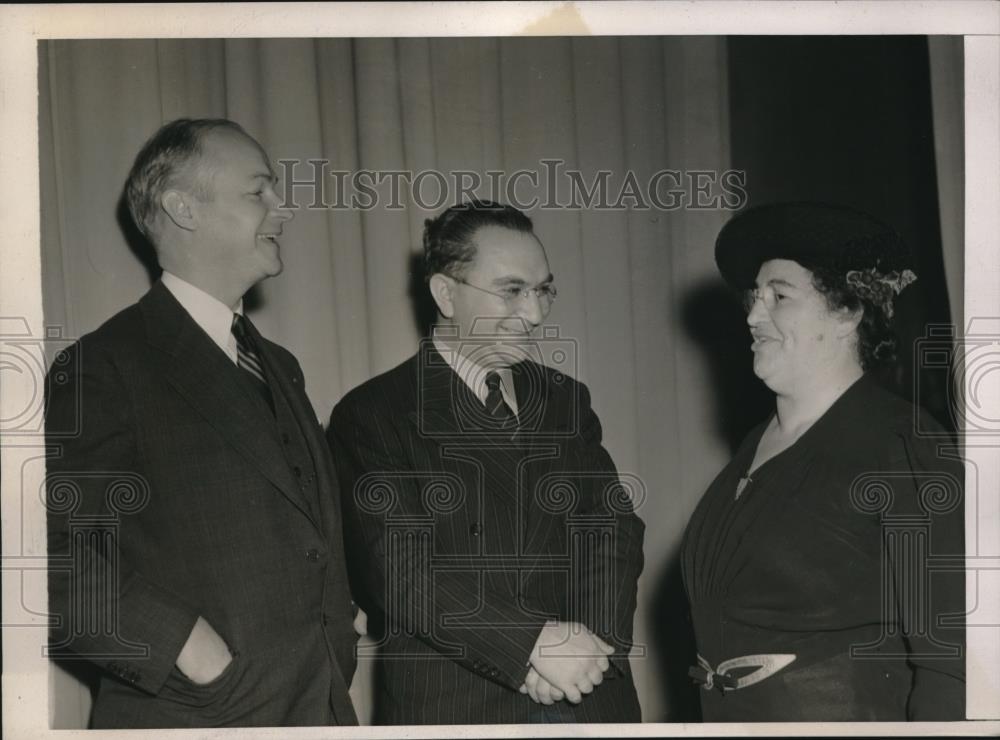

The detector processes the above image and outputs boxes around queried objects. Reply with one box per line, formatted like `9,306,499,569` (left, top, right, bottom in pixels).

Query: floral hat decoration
714,201,917,319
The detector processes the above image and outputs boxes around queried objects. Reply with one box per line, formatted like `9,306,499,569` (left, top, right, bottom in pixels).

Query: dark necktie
484,371,516,426
231,314,273,411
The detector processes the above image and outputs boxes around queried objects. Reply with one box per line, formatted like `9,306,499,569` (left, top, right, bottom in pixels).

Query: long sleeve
892,431,965,720
46,340,199,695
566,382,646,676
328,399,547,692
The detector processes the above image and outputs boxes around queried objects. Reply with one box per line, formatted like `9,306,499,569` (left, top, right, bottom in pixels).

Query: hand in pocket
175,616,233,685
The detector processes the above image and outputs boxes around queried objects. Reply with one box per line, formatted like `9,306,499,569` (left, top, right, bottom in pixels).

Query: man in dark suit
45,118,358,728
328,201,645,723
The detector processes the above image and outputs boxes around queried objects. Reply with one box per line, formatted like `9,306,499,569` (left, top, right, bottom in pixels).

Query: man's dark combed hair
422,200,534,281
125,118,246,239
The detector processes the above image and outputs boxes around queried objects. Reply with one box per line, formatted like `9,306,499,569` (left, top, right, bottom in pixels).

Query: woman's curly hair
799,232,913,371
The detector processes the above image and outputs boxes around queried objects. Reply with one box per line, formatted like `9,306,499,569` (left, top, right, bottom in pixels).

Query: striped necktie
231,314,273,409
484,371,516,426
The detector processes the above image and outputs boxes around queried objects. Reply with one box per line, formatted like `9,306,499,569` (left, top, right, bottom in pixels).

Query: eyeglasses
742,285,782,313
456,279,557,307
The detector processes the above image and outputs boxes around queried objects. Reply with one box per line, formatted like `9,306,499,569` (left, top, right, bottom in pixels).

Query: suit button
489,668,499,678
293,466,302,477
282,432,290,444
306,548,321,562
469,523,481,537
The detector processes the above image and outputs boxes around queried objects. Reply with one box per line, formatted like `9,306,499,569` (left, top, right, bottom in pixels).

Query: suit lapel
139,283,315,526
510,360,556,437
249,321,336,529
405,340,474,438
408,345,570,531
510,361,575,577
411,344,557,437
404,343,521,511
400,344,578,590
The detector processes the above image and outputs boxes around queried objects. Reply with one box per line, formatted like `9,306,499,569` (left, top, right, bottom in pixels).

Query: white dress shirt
161,271,242,365
432,334,519,416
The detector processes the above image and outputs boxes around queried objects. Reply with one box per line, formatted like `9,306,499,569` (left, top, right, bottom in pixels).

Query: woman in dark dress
682,202,965,721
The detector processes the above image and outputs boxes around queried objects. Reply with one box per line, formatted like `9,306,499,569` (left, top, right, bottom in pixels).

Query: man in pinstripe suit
329,200,644,723
46,119,358,727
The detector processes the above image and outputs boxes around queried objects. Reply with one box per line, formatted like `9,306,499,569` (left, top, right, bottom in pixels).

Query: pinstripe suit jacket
329,341,644,724
45,282,358,728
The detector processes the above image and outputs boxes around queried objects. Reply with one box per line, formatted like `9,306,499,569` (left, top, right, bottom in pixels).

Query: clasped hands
518,620,614,705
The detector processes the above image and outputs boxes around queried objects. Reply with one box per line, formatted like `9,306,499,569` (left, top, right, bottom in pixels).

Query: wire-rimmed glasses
456,279,557,308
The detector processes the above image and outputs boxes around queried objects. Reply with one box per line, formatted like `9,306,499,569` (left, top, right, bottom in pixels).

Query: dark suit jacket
45,281,358,728
329,342,644,724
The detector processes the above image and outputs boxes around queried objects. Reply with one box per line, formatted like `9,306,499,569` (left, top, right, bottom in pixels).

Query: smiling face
185,129,292,299
746,259,861,394
433,225,554,369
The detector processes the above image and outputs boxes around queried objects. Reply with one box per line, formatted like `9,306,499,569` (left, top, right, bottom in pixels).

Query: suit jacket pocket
161,650,241,708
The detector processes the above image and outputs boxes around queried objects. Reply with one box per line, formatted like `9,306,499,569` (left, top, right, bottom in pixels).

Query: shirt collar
431,332,518,414
161,271,242,363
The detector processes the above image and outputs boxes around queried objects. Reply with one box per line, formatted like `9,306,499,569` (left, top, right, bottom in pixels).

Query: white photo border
1,2,998,738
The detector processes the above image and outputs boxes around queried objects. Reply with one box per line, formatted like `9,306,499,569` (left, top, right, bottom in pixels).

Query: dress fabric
681,374,965,721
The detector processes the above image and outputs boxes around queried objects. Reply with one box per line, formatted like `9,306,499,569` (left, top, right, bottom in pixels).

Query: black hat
715,202,913,291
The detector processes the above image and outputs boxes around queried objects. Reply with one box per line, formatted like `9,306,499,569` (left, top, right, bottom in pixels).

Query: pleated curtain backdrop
40,37,733,726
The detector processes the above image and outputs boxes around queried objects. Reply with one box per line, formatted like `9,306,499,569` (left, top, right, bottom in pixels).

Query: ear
835,305,864,339
428,273,456,319
161,190,196,232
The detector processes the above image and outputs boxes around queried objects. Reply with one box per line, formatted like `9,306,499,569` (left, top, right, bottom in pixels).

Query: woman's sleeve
891,428,966,720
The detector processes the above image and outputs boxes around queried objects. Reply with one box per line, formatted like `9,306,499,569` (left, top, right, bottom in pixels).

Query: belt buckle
689,653,796,693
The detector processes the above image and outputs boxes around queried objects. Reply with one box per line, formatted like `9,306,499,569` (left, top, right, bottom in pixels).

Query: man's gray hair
124,118,246,239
